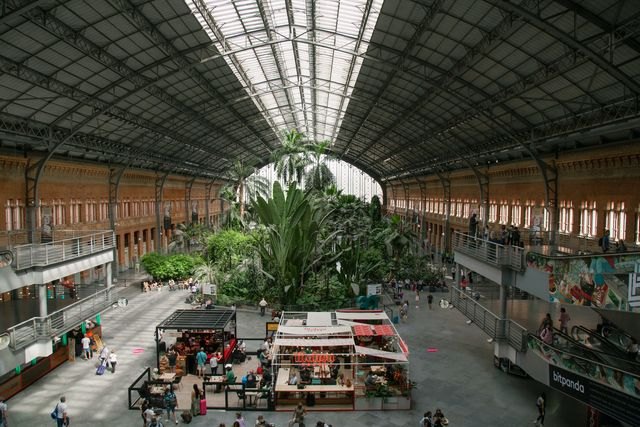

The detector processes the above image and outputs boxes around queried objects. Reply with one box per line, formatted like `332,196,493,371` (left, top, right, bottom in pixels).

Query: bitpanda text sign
548,365,640,425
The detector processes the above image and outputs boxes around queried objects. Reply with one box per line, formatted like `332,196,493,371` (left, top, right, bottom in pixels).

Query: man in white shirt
144,407,155,425
81,335,91,360
55,395,68,427
259,298,268,316
210,353,219,375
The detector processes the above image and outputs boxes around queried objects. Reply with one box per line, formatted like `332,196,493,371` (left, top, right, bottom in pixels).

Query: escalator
572,325,639,362
523,331,640,425
554,327,640,376
600,324,639,360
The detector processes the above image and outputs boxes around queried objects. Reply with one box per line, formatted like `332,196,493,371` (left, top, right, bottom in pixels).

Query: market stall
271,310,411,411
336,310,411,410
154,308,237,376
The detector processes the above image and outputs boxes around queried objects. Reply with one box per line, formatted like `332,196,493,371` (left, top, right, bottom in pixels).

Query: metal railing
11,230,114,270
449,287,528,352
7,286,119,350
452,231,525,271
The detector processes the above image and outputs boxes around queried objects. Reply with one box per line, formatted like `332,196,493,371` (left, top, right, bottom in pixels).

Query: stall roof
352,324,396,337
335,311,388,320
307,312,333,326
278,325,352,336
274,338,355,347
354,345,408,362
156,309,235,330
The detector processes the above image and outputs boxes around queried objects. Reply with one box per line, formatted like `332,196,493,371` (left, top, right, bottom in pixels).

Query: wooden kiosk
272,310,411,411
155,308,237,374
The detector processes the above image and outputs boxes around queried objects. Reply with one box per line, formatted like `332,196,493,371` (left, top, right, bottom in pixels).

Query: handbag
50,404,58,420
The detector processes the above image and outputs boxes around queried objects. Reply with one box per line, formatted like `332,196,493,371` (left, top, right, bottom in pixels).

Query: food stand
336,310,411,410
154,308,237,375
272,310,411,411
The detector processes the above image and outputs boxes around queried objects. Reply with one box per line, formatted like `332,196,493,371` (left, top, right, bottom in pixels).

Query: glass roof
188,0,383,144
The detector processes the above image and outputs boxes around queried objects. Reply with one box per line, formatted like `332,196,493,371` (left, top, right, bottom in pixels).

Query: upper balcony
0,229,115,271
451,231,525,271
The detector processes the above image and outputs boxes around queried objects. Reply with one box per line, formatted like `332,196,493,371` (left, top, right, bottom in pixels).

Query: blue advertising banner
549,365,640,426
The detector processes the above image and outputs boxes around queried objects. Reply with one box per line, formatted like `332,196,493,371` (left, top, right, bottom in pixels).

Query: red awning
353,324,374,336
373,325,395,336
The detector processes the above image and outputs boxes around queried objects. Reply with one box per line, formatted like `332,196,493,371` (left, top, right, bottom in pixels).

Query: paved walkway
7,284,585,426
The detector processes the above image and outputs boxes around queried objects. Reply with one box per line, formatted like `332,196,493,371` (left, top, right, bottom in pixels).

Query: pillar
38,284,47,317
105,261,113,301
498,277,509,339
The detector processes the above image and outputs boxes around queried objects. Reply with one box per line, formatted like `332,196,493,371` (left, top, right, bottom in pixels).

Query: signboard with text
548,365,640,425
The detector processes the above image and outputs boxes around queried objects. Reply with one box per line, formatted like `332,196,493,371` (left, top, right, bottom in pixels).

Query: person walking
191,384,202,417
81,334,91,360
210,352,219,375
109,349,118,373
558,308,571,335
259,298,268,316
415,290,420,309
468,212,478,242
234,412,246,427
0,396,7,427
420,411,433,427
54,395,68,427
141,399,153,427
164,387,178,425
99,345,110,367
288,402,306,427
427,293,434,310
196,347,207,378
600,229,611,252
534,392,546,426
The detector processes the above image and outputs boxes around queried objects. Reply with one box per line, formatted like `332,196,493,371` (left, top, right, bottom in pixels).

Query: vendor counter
275,367,354,409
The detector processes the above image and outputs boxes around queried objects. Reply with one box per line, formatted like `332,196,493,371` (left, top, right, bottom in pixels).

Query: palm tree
225,159,270,220
271,129,311,185
305,140,335,192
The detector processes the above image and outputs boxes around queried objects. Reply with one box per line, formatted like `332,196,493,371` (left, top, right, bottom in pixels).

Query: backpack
598,237,603,246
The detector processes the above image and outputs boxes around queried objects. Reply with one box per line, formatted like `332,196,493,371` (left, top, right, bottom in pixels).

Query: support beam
470,166,490,231
491,0,640,94
438,173,451,254
525,141,559,245
109,166,126,274
205,180,214,228
185,177,196,225
155,173,169,254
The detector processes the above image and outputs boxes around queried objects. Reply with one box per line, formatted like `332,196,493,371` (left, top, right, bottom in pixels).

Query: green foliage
140,253,197,280
370,195,382,223
252,181,331,305
206,229,254,271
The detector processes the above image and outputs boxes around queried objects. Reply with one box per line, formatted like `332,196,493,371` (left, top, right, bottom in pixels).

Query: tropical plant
370,194,382,223
271,129,311,185
140,253,197,280
377,214,418,275
206,229,254,272
252,181,334,304
219,185,243,230
168,222,206,254
305,141,335,192
224,159,270,220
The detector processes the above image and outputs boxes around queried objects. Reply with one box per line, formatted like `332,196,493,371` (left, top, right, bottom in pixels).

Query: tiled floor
6,272,588,426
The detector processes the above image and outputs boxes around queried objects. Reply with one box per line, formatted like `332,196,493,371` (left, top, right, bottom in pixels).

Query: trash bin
393,315,399,324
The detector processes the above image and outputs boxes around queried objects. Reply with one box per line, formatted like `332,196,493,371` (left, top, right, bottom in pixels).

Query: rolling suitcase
199,398,207,415
96,360,107,375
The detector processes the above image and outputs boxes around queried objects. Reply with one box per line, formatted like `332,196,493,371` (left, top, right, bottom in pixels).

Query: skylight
188,0,383,144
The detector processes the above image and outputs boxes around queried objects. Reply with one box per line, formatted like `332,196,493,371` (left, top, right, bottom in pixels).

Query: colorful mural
526,252,640,312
